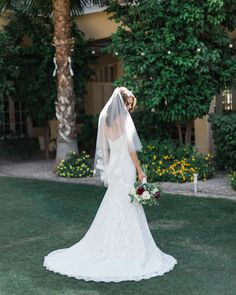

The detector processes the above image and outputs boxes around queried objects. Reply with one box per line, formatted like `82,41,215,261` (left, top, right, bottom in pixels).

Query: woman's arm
129,151,146,182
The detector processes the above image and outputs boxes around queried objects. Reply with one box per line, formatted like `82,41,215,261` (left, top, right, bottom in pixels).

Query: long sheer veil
94,87,142,186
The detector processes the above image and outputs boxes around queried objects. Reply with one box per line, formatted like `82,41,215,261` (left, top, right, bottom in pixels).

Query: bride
43,86,177,282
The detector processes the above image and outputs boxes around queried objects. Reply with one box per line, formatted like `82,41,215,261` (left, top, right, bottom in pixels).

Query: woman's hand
129,151,147,182
138,169,147,182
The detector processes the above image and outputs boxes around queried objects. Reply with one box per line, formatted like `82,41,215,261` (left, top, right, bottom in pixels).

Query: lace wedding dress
43,134,177,282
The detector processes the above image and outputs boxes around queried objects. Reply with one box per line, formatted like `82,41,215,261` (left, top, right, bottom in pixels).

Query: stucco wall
76,11,119,40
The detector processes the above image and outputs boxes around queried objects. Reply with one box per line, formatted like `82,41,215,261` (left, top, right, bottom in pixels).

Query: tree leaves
107,0,236,123
0,8,95,126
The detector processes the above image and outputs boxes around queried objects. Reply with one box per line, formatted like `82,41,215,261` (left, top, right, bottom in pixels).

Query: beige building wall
194,100,215,155
76,11,119,40
194,116,213,155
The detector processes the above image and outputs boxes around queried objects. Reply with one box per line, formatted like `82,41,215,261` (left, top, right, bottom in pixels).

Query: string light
91,50,95,54
100,43,233,60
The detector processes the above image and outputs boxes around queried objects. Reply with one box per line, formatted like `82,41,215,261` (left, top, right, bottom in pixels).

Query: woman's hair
119,87,137,111
105,87,136,127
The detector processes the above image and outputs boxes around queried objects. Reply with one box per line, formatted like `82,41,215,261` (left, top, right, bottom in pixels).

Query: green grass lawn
0,176,235,295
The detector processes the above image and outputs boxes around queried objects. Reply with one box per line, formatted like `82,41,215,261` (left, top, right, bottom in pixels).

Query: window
214,89,236,113
222,89,233,111
0,97,27,139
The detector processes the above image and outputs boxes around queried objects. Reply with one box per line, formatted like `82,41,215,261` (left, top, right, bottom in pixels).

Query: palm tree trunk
53,0,78,164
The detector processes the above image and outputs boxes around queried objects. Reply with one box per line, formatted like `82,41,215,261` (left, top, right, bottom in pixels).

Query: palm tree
0,0,106,163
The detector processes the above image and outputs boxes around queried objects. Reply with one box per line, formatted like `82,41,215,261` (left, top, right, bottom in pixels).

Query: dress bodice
106,134,136,187
108,134,127,153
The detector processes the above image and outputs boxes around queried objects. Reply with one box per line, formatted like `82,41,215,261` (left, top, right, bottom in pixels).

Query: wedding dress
43,87,177,282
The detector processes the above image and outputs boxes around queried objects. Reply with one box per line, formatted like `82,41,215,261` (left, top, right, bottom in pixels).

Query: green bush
76,111,174,154
208,113,236,171
131,111,174,141
229,172,236,190
139,139,215,183
0,137,39,159
57,151,93,178
77,114,98,154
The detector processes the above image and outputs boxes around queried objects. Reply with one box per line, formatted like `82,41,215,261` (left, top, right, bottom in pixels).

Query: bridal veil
94,87,143,186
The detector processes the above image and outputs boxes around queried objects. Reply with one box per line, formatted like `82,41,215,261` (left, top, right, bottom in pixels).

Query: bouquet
129,177,162,206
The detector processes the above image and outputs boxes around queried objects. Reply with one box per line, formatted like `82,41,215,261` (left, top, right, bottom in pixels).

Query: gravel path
0,159,235,201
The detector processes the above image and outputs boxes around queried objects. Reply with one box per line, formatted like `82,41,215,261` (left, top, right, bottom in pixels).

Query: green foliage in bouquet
229,172,236,190
57,151,93,178
139,139,215,183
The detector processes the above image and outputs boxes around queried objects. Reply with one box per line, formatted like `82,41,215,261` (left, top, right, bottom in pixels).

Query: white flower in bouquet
142,191,151,200
130,187,136,195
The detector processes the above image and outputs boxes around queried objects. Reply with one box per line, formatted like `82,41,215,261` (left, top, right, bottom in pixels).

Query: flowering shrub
139,139,215,183
57,151,93,178
229,172,236,190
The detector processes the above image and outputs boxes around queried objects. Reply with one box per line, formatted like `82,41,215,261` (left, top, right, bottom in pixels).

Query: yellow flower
153,155,157,160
